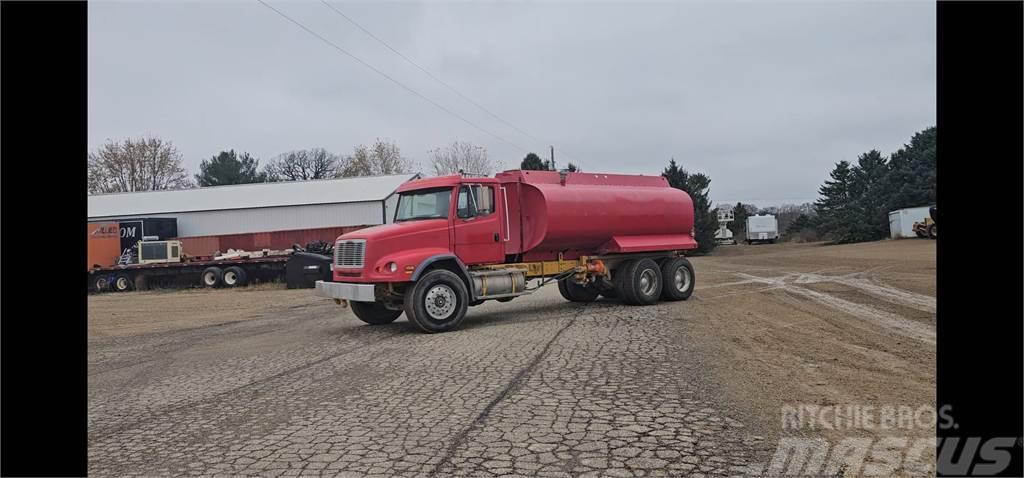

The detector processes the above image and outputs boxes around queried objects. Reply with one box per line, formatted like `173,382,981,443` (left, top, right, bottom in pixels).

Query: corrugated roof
88,173,418,218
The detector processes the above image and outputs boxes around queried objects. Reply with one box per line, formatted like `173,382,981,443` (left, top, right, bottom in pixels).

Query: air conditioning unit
137,240,182,264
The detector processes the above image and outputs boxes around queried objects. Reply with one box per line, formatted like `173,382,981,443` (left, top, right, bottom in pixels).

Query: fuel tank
496,170,697,258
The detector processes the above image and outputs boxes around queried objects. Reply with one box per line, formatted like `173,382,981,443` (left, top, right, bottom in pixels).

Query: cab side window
458,185,496,219
473,185,495,216
457,186,475,219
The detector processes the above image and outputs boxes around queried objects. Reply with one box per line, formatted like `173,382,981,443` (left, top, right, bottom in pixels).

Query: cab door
453,184,504,264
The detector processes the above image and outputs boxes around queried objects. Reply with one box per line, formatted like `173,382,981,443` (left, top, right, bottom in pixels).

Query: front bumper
314,280,376,302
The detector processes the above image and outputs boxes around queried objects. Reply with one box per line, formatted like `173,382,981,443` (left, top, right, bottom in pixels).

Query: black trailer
88,255,290,293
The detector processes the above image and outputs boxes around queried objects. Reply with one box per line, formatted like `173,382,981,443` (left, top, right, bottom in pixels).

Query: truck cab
329,175,507,285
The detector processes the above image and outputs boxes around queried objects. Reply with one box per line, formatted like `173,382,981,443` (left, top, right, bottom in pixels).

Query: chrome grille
334,240,366,269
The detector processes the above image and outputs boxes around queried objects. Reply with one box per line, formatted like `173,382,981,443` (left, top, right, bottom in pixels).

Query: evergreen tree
662,159,717,253
848,150,890,241
786,214,812,235
814,161,856,242
729,202,755,239
196,150,265,186
812,126,935,245
520,153,551,170
882,127,936,212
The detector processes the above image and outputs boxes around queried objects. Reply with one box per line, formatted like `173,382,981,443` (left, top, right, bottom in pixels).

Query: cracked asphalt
89,240,935,477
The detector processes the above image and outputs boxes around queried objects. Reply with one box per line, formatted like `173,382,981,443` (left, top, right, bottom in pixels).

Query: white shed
888,206,934,239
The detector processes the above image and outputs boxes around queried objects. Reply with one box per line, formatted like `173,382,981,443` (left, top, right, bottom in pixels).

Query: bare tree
87,136,193,194
339,138,411,177
263,148,341,181
429,141,496,176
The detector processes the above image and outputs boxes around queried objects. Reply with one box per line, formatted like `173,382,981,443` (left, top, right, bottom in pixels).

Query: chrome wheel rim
674,267,691,292
425,285,457,320
639,269,658,296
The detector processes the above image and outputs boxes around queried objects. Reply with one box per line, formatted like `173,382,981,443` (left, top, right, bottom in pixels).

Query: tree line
87,136,508,194
793,126,936,243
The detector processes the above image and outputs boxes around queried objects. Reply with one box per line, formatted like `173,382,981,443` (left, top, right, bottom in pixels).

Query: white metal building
888,205,934,239
88,174,418,237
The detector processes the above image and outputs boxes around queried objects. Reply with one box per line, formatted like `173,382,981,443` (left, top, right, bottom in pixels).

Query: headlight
387,262,398,273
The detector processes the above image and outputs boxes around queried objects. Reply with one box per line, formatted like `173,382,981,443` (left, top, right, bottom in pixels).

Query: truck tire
660,257,695,301
201,267,223,288
599,288,618,299
616,258,662,306
557,278,599,302
403,269,470,333
93,275,110,293
222,266,248,287
926,224,936,239
350,301,403,325
113,274,133,292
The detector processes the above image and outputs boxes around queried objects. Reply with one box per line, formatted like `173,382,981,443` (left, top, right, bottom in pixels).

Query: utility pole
550,145,556,171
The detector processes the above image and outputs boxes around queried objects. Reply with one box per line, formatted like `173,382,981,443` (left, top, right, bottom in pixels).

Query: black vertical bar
1,1,88,476
936,1,1023,476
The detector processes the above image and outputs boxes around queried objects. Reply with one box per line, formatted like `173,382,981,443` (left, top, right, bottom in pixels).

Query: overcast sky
89,0,935,207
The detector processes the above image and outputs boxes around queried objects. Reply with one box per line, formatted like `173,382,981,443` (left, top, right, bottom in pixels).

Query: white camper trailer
746,214,779,244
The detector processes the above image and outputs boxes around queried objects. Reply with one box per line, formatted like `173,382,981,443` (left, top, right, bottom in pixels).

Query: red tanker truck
315,169,698,333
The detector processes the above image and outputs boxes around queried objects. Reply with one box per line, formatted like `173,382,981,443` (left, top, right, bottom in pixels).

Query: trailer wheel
660,257,695,301
616,258,662,306
403,269,469,333
350,301,403,325
557,279,600,302
222,266,248,287
201,267,223,288
113,274,133,292
93,275,111,293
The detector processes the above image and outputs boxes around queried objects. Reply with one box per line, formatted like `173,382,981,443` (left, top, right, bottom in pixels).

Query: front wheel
350,301,403,325
926,224,936,239
403,269,469,333
660,257,695,301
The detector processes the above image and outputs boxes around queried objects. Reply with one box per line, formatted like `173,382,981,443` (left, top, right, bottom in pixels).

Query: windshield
394,187,452,222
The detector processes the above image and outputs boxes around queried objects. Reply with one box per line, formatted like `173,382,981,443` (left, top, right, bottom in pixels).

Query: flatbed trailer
88,255,291,293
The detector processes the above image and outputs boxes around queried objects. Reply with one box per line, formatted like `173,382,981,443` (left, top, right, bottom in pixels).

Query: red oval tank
497,170,697,259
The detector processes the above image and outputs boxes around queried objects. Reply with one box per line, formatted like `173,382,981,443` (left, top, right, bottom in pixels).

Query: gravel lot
89,239,935,477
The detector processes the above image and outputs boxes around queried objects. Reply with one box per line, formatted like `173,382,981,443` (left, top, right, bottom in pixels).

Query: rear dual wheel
615,258,663,305
222,266,248,287
113,274,133,292
612,257,695,305
660,257,695,301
